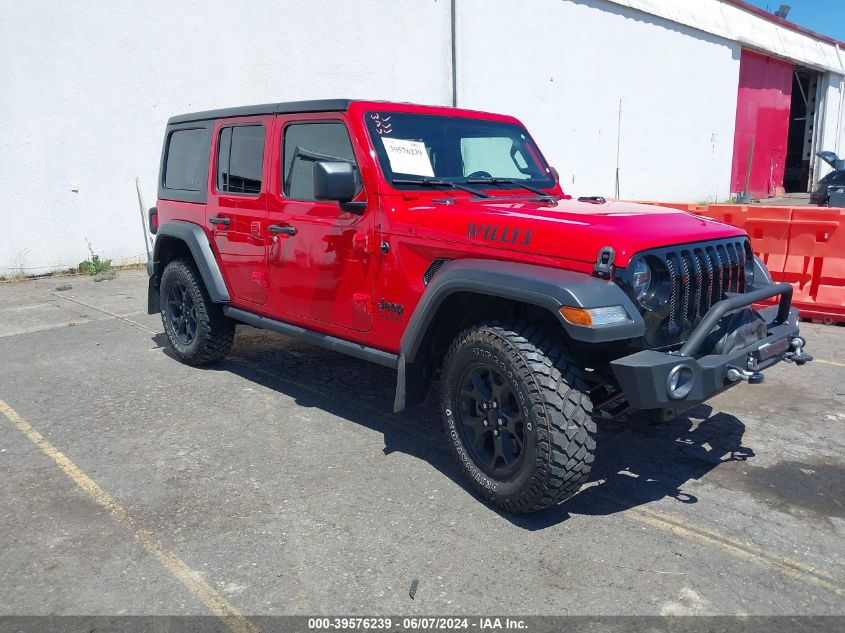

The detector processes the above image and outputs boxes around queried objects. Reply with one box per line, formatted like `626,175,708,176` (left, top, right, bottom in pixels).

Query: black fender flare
148,221,230,313
401,258,644,363
393,258,644,412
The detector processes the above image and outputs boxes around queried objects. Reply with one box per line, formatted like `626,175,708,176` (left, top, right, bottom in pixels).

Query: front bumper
610,283,809,410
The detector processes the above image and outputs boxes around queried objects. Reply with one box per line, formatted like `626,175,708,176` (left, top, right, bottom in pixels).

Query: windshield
365,111,555,191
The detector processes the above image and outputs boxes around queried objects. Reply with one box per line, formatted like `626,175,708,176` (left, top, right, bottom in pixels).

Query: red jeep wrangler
148,99,810,513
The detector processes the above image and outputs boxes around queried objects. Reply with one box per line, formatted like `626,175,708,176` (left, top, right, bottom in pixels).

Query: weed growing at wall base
82,239,112,277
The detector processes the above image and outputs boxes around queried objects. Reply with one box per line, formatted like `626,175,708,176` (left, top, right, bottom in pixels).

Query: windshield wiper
466,177,557,200
392,177,491,198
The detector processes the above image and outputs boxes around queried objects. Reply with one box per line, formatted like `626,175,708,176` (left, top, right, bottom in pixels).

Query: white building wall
816,72,845,180
605,0,845,191
456,0,742,203
3,0,844,275
0,0,452,276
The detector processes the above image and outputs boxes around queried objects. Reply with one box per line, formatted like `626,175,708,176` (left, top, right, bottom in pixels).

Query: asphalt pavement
0,270,843,620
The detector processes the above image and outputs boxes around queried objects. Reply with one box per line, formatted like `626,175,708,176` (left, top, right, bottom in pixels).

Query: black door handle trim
209,217,230,226
269,224,297,236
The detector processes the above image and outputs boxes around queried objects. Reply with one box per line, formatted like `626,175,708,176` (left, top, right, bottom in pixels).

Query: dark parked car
810,151,845,206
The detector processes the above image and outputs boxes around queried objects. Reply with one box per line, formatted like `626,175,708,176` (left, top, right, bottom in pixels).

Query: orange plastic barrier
629,201,845,325
696,205,792,280
782,206,845,324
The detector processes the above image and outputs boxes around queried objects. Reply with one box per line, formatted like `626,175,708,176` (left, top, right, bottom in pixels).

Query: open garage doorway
783,66,821,193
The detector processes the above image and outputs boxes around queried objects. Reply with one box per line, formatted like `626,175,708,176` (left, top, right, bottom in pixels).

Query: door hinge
353,293,373,314
252,271,268,289
352,232,374,255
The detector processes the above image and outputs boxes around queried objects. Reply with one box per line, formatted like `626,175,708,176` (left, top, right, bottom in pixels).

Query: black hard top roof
167,99,353,125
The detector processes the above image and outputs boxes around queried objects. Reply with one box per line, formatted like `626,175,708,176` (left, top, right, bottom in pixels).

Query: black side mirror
314,161,356,202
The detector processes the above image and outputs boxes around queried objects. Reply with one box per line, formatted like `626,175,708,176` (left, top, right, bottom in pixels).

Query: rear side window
164,128,210,192
216,125,265,195
283,122,359,200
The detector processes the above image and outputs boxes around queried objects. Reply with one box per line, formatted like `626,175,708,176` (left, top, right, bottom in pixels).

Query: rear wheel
441,321,596,513
159,258,234,365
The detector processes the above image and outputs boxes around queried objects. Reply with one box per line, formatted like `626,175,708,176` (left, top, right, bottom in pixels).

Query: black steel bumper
610,283,807,410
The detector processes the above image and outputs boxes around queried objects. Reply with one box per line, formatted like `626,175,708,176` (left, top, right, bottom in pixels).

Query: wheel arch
393,258,644,412
148,221,230,314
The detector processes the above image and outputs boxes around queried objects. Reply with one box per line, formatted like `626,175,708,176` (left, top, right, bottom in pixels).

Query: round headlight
631,260,653,302
744,256,755,288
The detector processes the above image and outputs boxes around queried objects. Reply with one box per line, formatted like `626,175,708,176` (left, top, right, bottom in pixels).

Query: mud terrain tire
441,321,596,513
160,258,234,365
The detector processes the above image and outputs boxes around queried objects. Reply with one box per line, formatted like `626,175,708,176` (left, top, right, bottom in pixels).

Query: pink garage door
731,49,793,198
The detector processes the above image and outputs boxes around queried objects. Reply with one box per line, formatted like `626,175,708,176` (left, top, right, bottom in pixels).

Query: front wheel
441,321,596,513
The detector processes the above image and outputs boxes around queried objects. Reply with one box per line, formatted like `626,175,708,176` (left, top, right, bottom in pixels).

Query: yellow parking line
622,503,845,597
815,358,845,368
0,399,259,633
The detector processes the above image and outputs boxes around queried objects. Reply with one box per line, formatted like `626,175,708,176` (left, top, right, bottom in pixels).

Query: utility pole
615,99,622,198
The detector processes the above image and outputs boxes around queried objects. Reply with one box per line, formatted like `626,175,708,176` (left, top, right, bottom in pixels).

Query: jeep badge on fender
148,99,810,513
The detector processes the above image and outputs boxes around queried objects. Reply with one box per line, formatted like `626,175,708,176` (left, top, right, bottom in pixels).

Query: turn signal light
560,305,631,327
560,306,593,326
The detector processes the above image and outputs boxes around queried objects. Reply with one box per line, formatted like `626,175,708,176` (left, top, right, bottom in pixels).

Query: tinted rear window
164,128,210,191
217,125,265,195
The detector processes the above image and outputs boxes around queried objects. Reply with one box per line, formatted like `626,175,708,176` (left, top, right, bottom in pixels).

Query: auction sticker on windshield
381,137,434,177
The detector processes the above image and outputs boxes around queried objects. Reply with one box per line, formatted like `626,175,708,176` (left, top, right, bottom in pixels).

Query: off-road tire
441,321,596,513
159,258,234,365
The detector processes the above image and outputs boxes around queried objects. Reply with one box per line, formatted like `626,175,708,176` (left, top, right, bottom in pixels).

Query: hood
404,197,745,268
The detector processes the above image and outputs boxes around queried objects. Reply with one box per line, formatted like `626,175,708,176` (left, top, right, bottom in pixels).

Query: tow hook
783,336,813,365
727,367,765,383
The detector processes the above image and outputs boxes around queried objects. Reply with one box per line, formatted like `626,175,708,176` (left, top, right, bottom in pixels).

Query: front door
206,118,270,305
265,115,374,332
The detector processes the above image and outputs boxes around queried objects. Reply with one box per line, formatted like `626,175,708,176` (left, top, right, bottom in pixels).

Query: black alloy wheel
457,363,526,477
167,281,198,345
440,321,596,513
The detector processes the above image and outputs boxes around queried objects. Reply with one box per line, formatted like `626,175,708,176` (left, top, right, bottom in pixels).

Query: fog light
666,364,694,400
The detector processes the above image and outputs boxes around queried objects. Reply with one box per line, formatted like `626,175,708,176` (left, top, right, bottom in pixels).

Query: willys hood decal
405,197,745,268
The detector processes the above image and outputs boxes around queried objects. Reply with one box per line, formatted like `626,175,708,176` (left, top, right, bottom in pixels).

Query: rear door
265,114,374,332
206,118,270,305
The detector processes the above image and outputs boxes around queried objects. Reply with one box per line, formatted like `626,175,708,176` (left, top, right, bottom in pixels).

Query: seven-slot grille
663,239,749,331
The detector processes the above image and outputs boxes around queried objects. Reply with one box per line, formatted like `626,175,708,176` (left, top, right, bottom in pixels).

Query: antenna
774,5,790,19
135,178,153,264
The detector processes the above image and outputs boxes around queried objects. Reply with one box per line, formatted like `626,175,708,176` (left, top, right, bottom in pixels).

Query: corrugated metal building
1,0,843,274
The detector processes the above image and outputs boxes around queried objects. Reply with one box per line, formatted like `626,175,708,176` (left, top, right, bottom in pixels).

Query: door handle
209,216,230,226
269,224,297,236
